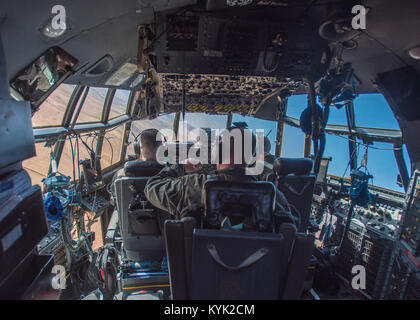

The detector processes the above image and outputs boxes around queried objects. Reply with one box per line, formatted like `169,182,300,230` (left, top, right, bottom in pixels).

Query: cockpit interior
1,0,420,301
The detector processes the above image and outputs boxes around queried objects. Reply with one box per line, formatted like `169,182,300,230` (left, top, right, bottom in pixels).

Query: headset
133,128,166,158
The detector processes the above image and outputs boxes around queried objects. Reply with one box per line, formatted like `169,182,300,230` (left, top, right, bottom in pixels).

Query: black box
0,185,48,284
0,251,56,299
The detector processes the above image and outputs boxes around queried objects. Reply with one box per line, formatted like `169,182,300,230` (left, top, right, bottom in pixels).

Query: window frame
32,84,135,178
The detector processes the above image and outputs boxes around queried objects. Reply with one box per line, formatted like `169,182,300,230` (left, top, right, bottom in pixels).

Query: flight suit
144,164,295,225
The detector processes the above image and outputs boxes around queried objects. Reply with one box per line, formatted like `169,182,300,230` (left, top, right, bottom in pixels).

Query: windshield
287,93,400,130
178,113,228,142
285,92,407,192
231,114,277,154
354,93,400,129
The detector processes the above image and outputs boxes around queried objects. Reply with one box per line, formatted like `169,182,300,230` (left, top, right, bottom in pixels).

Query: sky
239,93,409,192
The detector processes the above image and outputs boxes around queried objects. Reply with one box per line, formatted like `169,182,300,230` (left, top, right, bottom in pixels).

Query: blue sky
234,93,409,192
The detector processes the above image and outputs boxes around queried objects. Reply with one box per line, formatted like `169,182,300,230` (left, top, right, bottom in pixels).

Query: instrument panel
152,11,330,114
160,73,297,113
154,14,327,78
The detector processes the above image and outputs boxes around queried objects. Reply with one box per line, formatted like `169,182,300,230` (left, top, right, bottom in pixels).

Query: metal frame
226,113,233,128
275,120,285,158
95,88,116,160
173,112,180,140
345,101,357,170
62,85,85,127
281,115,403,144
31,84,134,177
275,97,288,158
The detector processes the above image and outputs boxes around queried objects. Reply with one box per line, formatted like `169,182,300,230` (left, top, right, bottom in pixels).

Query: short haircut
139,128,162,158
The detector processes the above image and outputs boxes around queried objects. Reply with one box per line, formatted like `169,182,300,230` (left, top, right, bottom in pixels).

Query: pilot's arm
144,164,208,218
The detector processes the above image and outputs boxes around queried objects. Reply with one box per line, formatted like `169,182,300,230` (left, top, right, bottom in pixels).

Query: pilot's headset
133,128,166,159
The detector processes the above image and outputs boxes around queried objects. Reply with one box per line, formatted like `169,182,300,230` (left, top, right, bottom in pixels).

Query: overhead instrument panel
152,9,330,114
155,13,328,78
160,74,299,114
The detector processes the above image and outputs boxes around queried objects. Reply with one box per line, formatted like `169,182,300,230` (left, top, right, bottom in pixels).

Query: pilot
144,126,295,226
113,128,164,181
134,128,163,162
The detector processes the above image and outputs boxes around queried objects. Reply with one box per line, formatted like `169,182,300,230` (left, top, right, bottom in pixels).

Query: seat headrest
273,158,313,176
203,180,275,232
124,160,164,177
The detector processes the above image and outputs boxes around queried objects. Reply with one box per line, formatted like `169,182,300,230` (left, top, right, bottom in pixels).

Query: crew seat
113,160,172,298
113,160,170,261
267,158,316,232
164,179,315,300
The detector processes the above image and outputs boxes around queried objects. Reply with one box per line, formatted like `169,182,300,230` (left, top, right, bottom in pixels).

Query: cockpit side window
286,94,308,119
109,89,130,120
22,143,54,187
280,125,305,158
31,83,76,128
76,87,108,123
287,93,348,126
354,93,400,129
101,124,125,168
